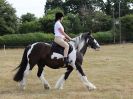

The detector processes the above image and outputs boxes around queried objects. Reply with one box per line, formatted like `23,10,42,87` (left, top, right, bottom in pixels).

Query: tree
45,0,98,15
0,0,18,35
121,14,133,41
113,0,130,18
18,13,39,33
21,13,36,23
19,21,41,34
63,13,83,34
91,11,112,32
45,0,64,15
98,0,132,17
40,7,64,33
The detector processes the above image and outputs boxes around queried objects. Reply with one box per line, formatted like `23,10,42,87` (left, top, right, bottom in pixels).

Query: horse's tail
13,45,31,82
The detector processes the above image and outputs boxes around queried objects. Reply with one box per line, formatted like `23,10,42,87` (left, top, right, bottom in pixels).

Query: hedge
93,31,113,44
0,33,54,47
0,31,132,48
121,14,133,41
0,32,77,47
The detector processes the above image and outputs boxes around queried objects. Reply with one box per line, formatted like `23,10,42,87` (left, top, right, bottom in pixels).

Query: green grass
0,44,133,99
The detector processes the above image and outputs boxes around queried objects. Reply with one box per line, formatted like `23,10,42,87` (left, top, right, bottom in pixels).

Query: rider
54,12,72,66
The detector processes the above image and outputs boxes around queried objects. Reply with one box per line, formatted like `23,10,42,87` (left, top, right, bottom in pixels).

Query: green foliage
39,8,64,33
0,30,132,47
0,36,4,46
40,8,84,34
63,14,82,34
72,15,83,33
98,0,131,17
63,0,81,14
121,14,133,41
21,13,36,23
92,12,112,32
46,7,64,15
62,17,72,33
45,0,98,15
0,0,132,46
18,13,40,33
93,31,114,44
0,32,77,47
0,31,118,47
39,16,54,33
19,21,41,34
0,0,18,35
45,0,64,14
0,33,54,46
80,15,93,32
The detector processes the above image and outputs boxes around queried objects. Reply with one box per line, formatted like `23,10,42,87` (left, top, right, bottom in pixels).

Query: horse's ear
87,32,91,35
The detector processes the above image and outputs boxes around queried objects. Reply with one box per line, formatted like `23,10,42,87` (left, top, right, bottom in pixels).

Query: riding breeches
54,36,69,57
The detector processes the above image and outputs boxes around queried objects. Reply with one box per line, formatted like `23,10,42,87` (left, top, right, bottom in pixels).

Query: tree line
0,0,133,41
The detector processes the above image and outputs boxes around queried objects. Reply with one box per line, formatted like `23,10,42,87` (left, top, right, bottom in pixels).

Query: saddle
51,42,73,56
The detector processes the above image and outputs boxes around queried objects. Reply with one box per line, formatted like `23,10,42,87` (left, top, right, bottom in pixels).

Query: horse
13,32,100,91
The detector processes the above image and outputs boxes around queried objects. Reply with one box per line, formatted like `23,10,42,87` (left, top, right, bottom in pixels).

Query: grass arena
0,44,133,99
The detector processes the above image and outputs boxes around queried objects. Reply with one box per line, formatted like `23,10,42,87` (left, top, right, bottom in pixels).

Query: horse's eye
89,37,93,41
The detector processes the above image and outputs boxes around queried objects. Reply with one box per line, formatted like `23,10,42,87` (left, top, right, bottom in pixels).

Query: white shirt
54,20,65,38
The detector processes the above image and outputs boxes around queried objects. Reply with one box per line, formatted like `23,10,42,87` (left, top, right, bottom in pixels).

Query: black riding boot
64,57,69,66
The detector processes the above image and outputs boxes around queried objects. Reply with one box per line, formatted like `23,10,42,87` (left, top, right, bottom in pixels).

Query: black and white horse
13,32,100,91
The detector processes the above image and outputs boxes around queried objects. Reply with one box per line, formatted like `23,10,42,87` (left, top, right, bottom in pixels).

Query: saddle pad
51,42,73,55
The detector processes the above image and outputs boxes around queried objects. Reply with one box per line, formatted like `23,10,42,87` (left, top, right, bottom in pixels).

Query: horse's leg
18,43,39,90
19,62,31,90
55,66,73,89
76,63,96,91
37,63,51,89
19,57,37,90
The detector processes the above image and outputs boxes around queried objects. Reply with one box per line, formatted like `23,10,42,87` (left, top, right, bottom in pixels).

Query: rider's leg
54,36,69,65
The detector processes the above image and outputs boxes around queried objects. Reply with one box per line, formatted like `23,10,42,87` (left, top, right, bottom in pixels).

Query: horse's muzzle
95,46,100,51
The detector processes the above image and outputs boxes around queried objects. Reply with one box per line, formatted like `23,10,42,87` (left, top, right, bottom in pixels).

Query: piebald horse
13,32,100,91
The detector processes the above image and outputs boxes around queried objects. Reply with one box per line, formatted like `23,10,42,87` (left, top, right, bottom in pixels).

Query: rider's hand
69,37,72,41
64,38,69,42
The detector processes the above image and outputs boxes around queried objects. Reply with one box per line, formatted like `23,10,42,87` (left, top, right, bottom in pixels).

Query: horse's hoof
18,84,26,90
22,86,26,90
55,87,63,90
44,84,51,90
87,85,96,91
55,84,63,90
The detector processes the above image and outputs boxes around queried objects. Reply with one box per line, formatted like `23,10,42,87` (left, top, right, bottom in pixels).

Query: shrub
93,31,113,44
64,14,83,34
19,21,41,34
92,12,112,33
39,16,54,33
0,36,4,46
121,14,133,41
1,30,132,48
0,0,18,35
0,33,54,47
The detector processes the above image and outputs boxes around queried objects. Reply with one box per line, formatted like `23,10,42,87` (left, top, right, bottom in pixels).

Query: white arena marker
4,45,6,55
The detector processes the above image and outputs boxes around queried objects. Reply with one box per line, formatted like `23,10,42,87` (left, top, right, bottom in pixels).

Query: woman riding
54,12,72,66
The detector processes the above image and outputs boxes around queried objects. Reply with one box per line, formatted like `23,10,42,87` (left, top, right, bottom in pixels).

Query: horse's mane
69,33,88,49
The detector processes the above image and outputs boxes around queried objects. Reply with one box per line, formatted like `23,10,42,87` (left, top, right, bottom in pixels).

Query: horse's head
70,32,100,54
82,32,100,50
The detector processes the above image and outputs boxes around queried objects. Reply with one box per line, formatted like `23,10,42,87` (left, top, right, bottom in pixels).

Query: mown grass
0,44,133,99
